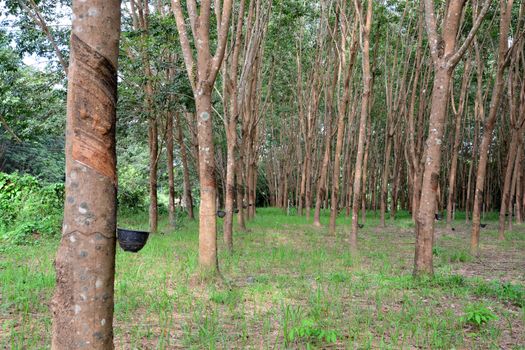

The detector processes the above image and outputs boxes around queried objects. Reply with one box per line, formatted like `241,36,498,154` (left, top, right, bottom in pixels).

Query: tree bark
148,115,158,234
416,0,490,276
471,0,514,255
380,128,392,227
52,0,120,348
176,112,194,219
195,91,219,270
313,62,336,227
172,0,234,273
167,112,176,228
350,0,373,252
414,68,452,276
446,59,471,229
499,133,518,238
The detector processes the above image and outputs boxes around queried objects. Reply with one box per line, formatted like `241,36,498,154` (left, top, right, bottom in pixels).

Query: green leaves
462,303,498,327
0,172,63,245
287,318,339,345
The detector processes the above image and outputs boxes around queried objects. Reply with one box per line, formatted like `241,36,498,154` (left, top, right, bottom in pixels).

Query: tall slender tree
171,0,234,273
414,0,490,276
350,0,373,252
471,0,517,254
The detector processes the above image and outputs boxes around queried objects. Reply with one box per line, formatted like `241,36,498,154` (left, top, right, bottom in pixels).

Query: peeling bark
52,1,121,347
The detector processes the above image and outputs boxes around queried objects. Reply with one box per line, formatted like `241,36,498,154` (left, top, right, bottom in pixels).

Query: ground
1,208,524,349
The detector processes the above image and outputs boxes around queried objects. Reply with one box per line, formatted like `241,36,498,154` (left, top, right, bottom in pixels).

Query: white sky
1,2,71,71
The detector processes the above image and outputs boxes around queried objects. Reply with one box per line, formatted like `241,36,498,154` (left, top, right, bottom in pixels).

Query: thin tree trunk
471,0,514,255
414,68,452,276
446,60,471,229
350,0,373,252
236,162,246,230
172,0,234,273
328,62,354,232
167,112,176,228
499,133,518,238
176,112,195,219
148,115,158,234
380,130,392,227
508,148,521,231
313,79,335,226
196,92,218,271
415,0,489,275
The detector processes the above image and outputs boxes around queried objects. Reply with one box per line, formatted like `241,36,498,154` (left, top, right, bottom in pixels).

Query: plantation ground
1,208,524,349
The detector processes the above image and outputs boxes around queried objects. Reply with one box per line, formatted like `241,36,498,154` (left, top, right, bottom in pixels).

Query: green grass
1,208,524,349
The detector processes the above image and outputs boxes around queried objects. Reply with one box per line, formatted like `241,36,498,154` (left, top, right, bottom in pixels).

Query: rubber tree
414,0,490,276
222,0,247,252
129,0,159,234
328,7,358,235
350,0,373,252
446,58,472,230
176,112,195,220
51,0,121,348
171,0,234,272
498,48,525,240
471,0,517,254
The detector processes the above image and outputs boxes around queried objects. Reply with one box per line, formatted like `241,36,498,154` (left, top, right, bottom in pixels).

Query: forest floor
1,208,524,349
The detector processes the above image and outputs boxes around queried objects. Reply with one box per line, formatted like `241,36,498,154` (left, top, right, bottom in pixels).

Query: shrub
117,165,148,211
287,318,338,344
461,303,497,327
472,280,525,308
0,172,63,245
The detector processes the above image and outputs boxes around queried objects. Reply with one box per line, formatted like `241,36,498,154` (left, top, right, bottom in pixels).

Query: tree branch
423,0,440,65
210,0,234,83
0,115,22,143
449,0,493,67
171,0,196,91
19,0,68,75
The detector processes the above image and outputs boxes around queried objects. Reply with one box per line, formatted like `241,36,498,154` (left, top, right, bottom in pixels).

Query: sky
1,2,71,71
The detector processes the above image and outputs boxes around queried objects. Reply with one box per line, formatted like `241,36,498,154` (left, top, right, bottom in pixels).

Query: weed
327,271,351,283
287,318,339,345
472,280,525,308
462,303,498,327
209,288,242,307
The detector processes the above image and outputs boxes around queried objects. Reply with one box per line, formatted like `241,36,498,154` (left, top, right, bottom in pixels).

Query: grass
1,208,524,349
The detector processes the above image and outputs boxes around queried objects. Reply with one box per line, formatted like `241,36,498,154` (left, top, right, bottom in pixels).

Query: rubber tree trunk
176,112,194,220
471,0,514,255
380,132,392,227
361,120,371,224
236,164,246,230
446,60,471,230
498,132,518,239
223,123,236,251
465,121,479,223
305,152,313,220
414,68,452,276
167,112,176,228
313,105,333,227
248,161,257,218
471,67,508,253
298,156,306,216
508,148,521,232
516,143,523,224
51,1,120,348
148,117,158,233
351,0,373,252
415,0,491,276
328,111,346,234
196,91,219,272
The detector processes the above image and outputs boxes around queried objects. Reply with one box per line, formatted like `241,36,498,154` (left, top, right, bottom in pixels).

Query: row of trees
1,0,524,348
